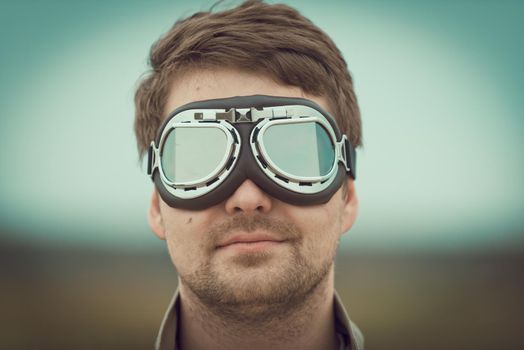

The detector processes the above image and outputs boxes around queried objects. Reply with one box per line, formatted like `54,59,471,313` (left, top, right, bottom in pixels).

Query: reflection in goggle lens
161,127,228,183
263,122,335,178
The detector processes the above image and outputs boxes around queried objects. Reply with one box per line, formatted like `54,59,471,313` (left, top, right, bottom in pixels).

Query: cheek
159,207,212,273
289,205,343,256
164,225,194,274
300,200,343,233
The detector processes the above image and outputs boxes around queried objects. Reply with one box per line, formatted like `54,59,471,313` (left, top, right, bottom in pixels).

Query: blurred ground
1,236,523,350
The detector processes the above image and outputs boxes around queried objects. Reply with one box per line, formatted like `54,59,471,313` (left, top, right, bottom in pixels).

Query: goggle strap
147,142,158,180
343,136,357,180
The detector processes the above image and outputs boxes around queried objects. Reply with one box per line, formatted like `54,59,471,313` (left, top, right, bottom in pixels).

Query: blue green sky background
1,0,523,252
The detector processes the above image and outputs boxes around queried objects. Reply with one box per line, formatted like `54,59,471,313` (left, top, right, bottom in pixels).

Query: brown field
1,239,523,350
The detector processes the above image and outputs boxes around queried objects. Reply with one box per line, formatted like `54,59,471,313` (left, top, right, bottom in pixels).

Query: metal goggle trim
250,109,350,194
148,104,353,199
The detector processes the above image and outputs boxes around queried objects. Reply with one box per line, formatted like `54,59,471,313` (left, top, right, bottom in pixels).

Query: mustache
207,214,302,245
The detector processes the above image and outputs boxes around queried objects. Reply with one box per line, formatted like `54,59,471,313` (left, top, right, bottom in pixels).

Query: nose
224,179,273,214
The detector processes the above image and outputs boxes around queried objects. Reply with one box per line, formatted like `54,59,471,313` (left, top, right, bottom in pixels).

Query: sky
0,0,523,252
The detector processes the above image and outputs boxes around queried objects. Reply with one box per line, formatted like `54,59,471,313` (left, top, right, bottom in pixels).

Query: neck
177,268,339,350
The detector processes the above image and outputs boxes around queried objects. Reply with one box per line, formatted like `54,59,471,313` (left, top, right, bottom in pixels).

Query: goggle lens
160,127,229,183
262,122,335,178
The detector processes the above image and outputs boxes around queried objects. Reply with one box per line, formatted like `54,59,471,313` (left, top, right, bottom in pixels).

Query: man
134,1,363,349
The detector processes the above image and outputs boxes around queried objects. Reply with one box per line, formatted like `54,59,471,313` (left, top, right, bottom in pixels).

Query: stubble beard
179,214,336,325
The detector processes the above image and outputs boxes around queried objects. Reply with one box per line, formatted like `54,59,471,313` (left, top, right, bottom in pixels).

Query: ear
341,179,359,234
148,190,166,240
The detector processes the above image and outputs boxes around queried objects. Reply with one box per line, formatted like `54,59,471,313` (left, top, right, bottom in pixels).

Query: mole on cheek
186,217,192,224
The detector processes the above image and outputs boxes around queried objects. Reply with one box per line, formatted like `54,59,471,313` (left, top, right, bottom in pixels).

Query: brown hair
134,0,361,159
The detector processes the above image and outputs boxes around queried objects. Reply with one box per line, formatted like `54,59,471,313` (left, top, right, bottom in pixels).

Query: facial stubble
179,214,337,324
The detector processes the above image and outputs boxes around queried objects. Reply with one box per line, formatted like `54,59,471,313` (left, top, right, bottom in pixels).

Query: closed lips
216,233,285,248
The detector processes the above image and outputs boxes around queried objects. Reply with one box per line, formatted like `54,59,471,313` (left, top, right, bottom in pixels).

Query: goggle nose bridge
193,106,289,123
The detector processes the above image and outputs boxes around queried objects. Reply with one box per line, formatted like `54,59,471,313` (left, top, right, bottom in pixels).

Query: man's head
134,0,361,320
135,0,361,159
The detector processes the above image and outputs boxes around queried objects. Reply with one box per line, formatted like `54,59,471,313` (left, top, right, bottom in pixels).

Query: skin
148,68,359,350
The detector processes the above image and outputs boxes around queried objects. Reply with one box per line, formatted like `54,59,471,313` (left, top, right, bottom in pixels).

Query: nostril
233,205,264,213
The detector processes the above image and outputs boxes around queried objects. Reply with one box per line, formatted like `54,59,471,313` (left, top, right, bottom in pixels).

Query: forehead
163,68,331,118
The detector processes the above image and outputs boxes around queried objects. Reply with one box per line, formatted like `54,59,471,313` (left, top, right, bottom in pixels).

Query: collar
333,290,365,350
155,289,364,350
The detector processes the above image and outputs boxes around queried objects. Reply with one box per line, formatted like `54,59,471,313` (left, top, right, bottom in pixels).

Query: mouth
216,232,287,252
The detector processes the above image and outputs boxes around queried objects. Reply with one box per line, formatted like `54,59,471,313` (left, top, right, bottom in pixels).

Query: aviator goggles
147,95,356,210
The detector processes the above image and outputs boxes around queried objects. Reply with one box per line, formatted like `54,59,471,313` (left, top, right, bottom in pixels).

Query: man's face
148,68,358,316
